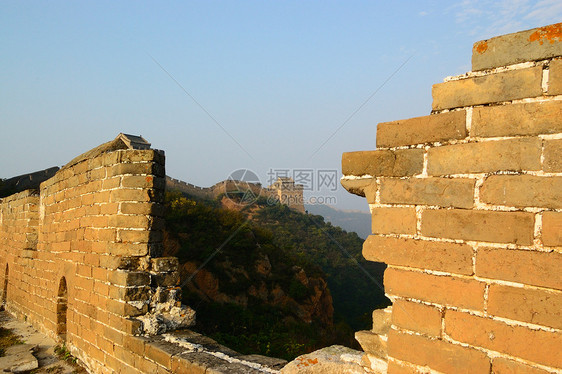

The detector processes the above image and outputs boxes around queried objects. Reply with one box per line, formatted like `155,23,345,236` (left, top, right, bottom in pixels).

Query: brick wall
343,23,562,373
0,136,196,373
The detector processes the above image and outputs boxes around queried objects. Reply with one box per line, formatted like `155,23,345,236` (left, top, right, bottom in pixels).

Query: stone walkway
0,309,86,373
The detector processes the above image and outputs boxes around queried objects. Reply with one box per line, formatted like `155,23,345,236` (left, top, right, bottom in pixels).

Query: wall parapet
0,134,200,373
342,22,561,374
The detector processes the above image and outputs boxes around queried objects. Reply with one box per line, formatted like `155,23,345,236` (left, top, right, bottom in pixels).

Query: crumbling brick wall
0,135,195,373
343,23,562,373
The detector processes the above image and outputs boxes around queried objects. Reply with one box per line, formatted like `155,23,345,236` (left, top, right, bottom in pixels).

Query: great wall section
166,175,305,213
0,23,561,373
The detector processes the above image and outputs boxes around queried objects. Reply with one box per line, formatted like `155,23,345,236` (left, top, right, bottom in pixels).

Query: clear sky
1,1,561,211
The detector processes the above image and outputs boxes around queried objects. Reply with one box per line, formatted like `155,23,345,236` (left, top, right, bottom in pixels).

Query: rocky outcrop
280,345,372,374
179,259,334,326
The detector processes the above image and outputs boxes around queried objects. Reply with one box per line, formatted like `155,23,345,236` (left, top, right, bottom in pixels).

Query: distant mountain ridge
305,204,371,239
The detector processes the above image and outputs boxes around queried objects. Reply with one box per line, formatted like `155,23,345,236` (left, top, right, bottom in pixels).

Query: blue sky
1,1,561,211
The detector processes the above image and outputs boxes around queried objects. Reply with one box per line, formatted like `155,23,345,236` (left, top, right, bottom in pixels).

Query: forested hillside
163,190,389,360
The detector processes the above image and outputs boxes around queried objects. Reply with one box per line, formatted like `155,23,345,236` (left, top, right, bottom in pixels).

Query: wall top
61,133,153,171
472,22,562,71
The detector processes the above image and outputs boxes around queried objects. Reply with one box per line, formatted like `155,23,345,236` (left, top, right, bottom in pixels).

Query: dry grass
0,325,23,357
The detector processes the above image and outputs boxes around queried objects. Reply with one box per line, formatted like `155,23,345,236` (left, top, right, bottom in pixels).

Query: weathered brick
108,271,150,286
387,361,418,374
548,58,562,95
151,272,179,287
364,236,473,275
151,257,179,272
387,329,490,374
445,310,562,368
121,318,143,335
339,178,375,200
543,211,562,247
392,299,442,337
108,162,155,177
135,356,159,373
543,139,562,172
110,189,151,203
475,247,562,290
480,175,562,208
121,202,163,216
120,149,158,163
109,285,151,302
107,242,149,257
421,209,534,245
427,138,542,175
376,110,466,148
121,175,157,189
107,299,147,317
472,100,562,137
432,66,543,110
108,215,150,229
171,354,208,374
144,341,174,369
355,330,387,358
380,177,474,208
342,149,424,177
119,230,153,243
488,284,562,329
384,267,485,310
492,357,554,374
372,307,392,335
371,207,416,235
472,23,562,70
124,335,147,356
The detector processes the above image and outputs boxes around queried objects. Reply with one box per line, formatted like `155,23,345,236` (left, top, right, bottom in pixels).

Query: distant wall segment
342,23,562,373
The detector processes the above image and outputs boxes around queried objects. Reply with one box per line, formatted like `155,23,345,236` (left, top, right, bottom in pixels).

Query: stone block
543,212,562,247
380,177,475,208
342,149,424,177
492,357,554,374
392,299,442,337
151,257,179,272
339,178,375,201
472,23,562,71
280,345,368,374
548,58,562,95
151,271,180,287
372,306,392,335
363,236,473,275
472,100,562,137
480,175,562,208
487,284,562,329
427,138,542,175
376,110,466,147
384,267,485,310
445,310,562,368
432,66,543,110
387,329,490,374
421,209,534,245
108,270,151,287
544,139,562,172
371,207,417,235
355,330,387,359
475,247,562,290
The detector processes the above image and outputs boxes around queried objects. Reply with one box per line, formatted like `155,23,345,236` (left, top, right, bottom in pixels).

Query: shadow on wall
1,264,7,306
56,277,68,343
